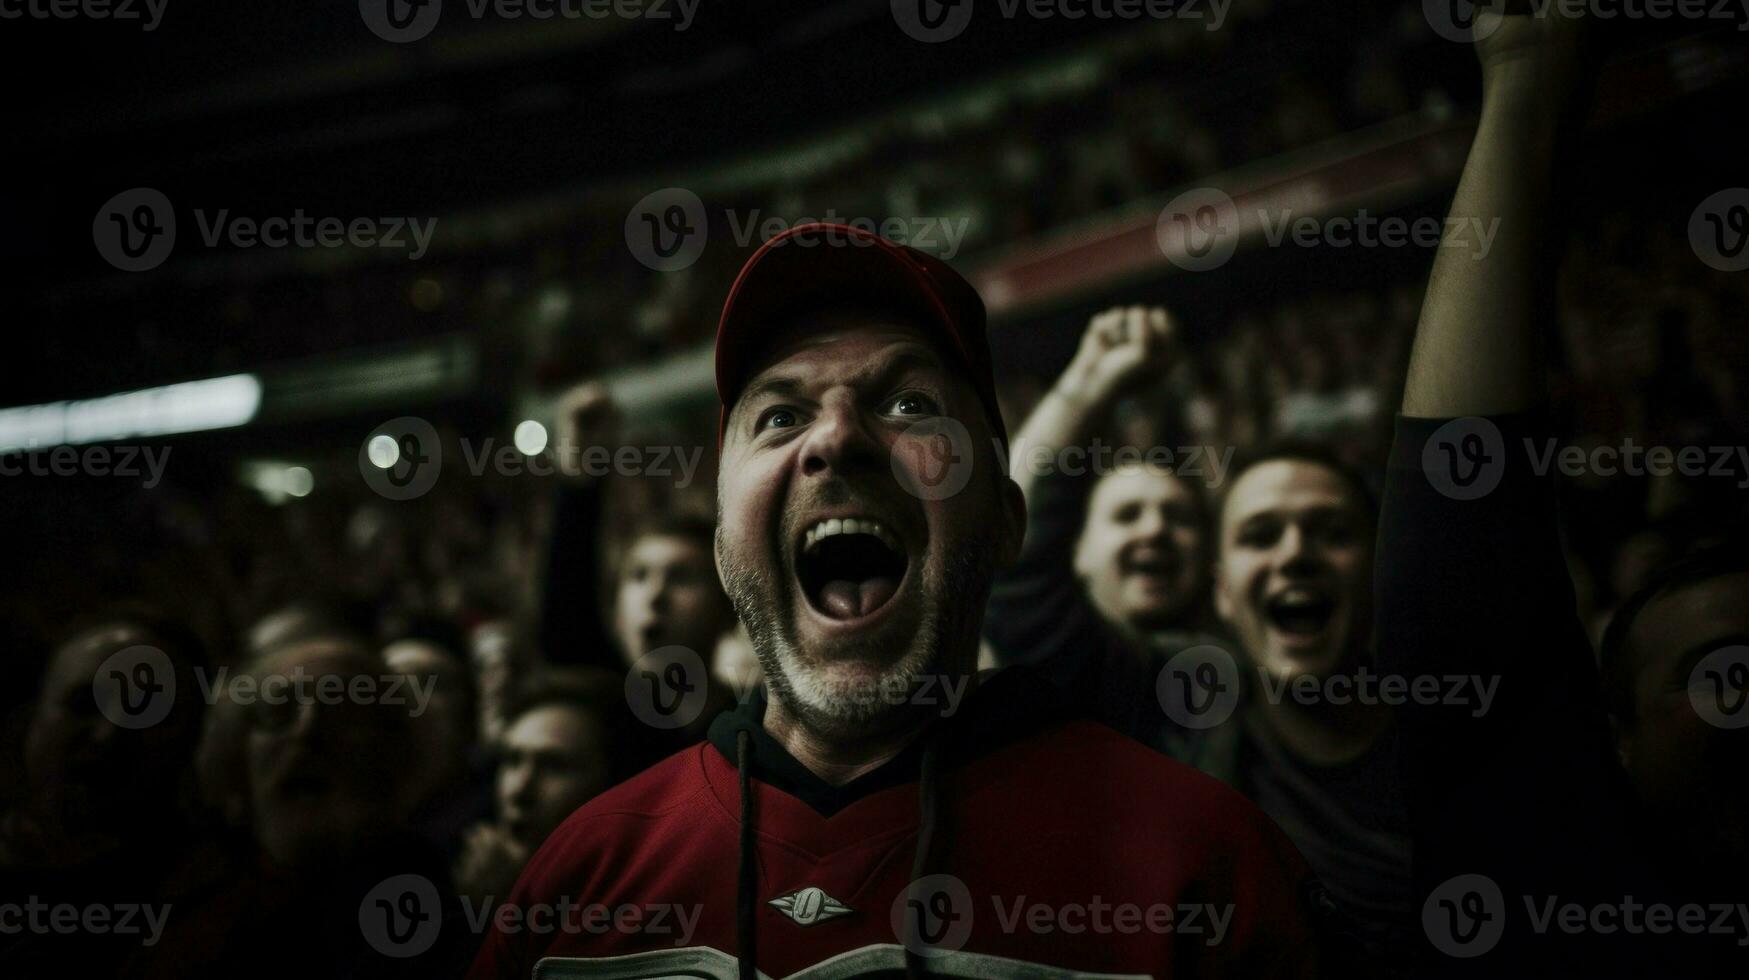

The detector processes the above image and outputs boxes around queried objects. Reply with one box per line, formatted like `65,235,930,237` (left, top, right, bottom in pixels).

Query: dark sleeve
984,467,1126,693
537,482,619,669
1376,413,1639,971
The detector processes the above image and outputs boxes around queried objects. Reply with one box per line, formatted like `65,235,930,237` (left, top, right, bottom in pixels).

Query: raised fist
1060,306,1177,407
552,381,620,481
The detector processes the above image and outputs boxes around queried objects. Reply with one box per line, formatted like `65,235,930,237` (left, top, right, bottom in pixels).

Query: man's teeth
803,517,901,554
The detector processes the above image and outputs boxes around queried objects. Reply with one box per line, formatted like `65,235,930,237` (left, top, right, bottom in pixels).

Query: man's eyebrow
738,374,808,407
874,344,948,382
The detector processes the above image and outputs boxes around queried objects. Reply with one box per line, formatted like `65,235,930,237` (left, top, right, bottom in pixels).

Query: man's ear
998,476,1027,568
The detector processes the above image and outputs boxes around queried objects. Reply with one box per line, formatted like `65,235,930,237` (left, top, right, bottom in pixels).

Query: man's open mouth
795,517,910,622
1122,544,1179,582
1264,588,1337,638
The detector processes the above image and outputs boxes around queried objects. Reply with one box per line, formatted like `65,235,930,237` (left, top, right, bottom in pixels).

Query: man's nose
1277,524,1320,573
502,760,535,803
1132,507,1169,540
800,391,880,478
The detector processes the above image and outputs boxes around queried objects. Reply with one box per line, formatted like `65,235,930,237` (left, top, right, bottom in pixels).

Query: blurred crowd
7,3,1746,976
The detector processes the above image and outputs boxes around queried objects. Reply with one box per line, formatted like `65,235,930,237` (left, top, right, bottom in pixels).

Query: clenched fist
1058,306,1178,409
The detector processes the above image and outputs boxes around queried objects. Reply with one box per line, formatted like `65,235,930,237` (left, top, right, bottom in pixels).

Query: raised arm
1401,7,1585,418
984,306,1175,674
1009,306,1176,498
536,382,622,668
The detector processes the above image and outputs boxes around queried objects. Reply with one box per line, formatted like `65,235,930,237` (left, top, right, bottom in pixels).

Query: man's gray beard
718,531,996,741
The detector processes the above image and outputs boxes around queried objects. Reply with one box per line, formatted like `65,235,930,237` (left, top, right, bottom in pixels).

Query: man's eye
1238,524,1278,548
758,408,799,431
887,392,938,417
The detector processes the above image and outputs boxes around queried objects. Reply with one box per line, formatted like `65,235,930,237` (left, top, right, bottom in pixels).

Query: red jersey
469,669,1328,979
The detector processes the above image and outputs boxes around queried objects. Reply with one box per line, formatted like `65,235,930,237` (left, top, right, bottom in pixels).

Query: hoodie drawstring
736,729,758,980
733,727,946,980
904,734,944,980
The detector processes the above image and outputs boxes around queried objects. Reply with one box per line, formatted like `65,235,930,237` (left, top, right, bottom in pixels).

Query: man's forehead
1093,465,1195,504
1222,461,1359,522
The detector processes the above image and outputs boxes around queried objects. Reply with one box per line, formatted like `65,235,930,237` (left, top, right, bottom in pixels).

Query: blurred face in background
382,638,476,808
1074,463,1207,635
1615,572,1749,868
240,641,415,870
613,533,732,666
496,704,612,851
1216,460,1372,683
25,622,200,832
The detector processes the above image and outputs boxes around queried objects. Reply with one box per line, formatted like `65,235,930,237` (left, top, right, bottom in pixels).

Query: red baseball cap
714,222,1006,452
